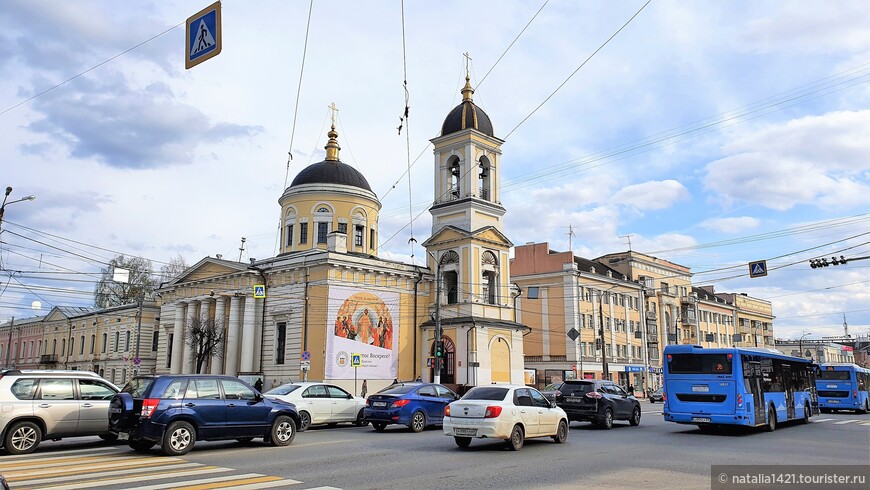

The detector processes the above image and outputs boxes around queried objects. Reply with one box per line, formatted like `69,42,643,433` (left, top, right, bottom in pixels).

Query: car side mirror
550,400,557,409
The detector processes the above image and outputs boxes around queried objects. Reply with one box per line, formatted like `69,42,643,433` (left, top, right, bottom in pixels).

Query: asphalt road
3,401,868,489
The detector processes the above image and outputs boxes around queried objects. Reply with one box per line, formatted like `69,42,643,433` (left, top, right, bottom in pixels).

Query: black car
109,375,300,455
649,387,664,403
549,380,641,429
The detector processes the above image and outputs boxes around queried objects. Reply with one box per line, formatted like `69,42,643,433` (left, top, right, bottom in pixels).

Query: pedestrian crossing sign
186,1,222,69
351,354,362,367
748,260,768,278
253,284,266,298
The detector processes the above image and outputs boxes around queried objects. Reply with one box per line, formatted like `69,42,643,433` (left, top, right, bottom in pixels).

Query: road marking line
861,421,870,426
8,462,206,486
31,467,235,490
4,457,187,479
174,475,287,489
5,454,150,470
226,481,305,490
134,473,299,490
813,418,834,422
0,446,119,461
833,420,860,424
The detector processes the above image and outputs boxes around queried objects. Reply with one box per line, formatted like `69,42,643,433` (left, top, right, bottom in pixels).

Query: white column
182,301,199,374
225,295,241,376
240,296,256,372
211,296,227,374
170,303,186,374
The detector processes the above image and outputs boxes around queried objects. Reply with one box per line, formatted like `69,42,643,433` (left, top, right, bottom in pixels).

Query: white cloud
700,216,761,234
704,110,870,210
611,180,690,210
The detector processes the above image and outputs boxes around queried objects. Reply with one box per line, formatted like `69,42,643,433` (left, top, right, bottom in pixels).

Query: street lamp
0,187,36,233
799,332,812,358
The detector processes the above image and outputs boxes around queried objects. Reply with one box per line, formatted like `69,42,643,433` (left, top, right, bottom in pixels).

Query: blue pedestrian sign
186,2,222,69
748,260,768,278
253,284,266,298
351,353,362,367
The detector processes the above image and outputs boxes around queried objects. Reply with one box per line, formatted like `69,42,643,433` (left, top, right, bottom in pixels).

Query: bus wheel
800,403,810,424
764,406,776,432
859,400,869,415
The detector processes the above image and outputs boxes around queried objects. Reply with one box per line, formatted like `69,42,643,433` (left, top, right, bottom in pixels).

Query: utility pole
598,290,609,380
434,257,442,385
4,317,13,367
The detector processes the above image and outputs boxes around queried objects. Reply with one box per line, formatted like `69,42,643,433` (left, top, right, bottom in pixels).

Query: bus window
668,354,733,374
817,370,850,381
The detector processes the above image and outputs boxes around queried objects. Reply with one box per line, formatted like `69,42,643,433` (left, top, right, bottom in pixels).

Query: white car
443,384,569,450
265,382,368,431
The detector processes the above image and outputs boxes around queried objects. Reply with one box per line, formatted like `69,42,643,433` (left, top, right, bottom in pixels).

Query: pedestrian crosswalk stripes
0,447,303,490
832,419,860,424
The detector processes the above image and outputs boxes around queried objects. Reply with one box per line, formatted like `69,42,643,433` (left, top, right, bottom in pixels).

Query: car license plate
826,384,837,389
566,397,583,403
691,417,711,423
828,400,839,404
455,428,477,436
117,432,129,441
692,385,709,393
373,402,387,407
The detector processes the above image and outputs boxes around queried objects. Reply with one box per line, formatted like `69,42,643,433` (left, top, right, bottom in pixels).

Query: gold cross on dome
328,102,339,127
463,52,472,77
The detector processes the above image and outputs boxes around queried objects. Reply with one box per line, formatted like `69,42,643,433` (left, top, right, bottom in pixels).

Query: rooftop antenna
238,237,247,262
619,234,634,251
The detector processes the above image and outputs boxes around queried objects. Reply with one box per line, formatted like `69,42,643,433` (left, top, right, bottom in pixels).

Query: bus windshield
817,370,851,381
668,353,732,375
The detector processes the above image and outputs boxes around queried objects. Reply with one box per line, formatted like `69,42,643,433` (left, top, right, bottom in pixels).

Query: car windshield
559,382,595,396
543,383,561,391
376,384,417,395
654,388,663,394
122,377,155,397
462,387,509,401
266,384,302,395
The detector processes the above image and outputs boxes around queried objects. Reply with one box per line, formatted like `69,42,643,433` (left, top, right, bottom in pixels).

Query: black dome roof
441,101,494,136
290,160,373,192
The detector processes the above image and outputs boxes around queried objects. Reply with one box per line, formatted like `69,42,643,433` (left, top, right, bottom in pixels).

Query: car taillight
585,391,603,399
854,390,858,399
141,398,159,418
662,391,667,404
484,406,502,418
444,405,451,417
554,390,562,398
737,393,743,408
391,399,410,408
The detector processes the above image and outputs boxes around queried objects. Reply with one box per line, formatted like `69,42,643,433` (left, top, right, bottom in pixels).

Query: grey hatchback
0,369,120,454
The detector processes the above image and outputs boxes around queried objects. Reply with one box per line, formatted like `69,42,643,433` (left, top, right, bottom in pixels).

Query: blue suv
109,375,299,455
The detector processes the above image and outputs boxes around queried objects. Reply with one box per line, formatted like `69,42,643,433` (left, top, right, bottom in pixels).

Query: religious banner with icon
325,287,399,379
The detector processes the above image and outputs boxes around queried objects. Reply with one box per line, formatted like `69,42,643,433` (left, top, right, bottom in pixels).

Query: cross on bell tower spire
461,52,474,102
324,102,341,161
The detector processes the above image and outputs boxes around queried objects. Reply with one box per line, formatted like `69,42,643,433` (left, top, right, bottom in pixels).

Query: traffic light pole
434,258,442,385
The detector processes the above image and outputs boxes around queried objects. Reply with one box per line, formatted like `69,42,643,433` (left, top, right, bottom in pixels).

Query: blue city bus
662,344,816,431
816,363,870,413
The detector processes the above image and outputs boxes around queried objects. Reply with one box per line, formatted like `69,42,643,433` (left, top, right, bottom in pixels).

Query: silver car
1,369,120,454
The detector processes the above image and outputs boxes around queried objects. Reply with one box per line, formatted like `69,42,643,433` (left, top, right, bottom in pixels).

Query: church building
154,77,529,394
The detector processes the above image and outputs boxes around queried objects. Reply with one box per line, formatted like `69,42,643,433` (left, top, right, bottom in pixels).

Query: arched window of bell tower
447,156,461,200
478,156,491,201
439,251,460,304
481,251,498,304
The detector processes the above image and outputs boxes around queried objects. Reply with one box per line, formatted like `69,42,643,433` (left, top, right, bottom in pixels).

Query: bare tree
184,315,225,374
93,255,155,308
158,254,189,285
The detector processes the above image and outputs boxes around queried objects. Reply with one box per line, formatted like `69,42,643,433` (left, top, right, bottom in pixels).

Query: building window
52,338,57,355
114,332,120,352
90,334,95,354
445,271,459,304
101,333,107,353
166,334,173,368
338,222,347,234
370,228,376,248
276,322,286,364
125,331,131,352
527,287,540,299
317,222,328,243
152,332,159,351
286,224,293,246
299,223,308,244
61,339,66,356
80,336,85,355
354,225,364,247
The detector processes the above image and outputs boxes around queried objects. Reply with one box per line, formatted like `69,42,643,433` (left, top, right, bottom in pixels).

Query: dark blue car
109,375,300,455
364,382,458,432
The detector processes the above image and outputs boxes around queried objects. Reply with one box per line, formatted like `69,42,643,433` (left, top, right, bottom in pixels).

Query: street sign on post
253,285,266,298
186,1,222,69
748,260,768,278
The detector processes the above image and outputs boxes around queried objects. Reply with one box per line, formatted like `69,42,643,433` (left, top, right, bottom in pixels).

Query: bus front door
746,361,766,425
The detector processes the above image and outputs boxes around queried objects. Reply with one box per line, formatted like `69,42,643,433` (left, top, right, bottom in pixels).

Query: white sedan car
443,384,569,450
265,382,368,431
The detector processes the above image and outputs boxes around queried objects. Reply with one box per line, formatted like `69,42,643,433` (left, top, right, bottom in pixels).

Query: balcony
645,311,657,320
681,295,696,306
40,354,58,364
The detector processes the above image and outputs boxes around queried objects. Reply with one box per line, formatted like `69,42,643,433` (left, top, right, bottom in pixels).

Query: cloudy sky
1,0,869,341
